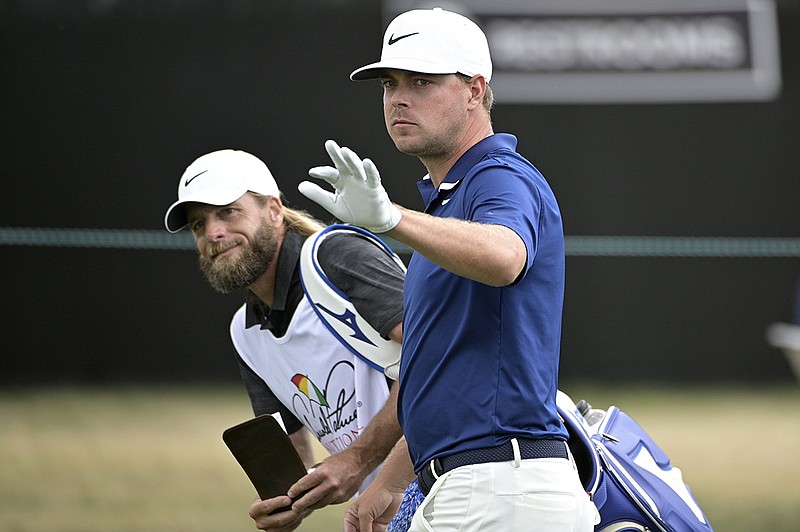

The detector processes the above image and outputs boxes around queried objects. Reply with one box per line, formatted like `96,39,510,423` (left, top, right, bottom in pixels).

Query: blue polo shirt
398,133,569,472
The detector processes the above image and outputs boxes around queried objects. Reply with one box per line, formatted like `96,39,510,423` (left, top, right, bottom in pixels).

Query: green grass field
1,383,798,531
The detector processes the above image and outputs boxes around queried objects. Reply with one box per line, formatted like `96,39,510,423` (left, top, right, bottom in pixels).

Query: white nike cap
164,149,280,233
350,7,492,82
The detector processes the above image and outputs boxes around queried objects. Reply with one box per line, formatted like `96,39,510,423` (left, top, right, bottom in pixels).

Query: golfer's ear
467,75,486,109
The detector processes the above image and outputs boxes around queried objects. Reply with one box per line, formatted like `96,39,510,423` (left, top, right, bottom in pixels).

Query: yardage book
222,414,307,506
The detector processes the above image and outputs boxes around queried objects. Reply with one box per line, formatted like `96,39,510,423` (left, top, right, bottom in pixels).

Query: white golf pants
409,446,600,531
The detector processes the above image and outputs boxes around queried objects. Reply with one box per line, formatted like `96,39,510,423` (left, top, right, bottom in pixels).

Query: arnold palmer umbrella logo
290,361,361,453
291,373,330,408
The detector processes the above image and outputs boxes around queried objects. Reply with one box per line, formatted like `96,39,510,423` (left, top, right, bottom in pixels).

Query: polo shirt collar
417,133,517,209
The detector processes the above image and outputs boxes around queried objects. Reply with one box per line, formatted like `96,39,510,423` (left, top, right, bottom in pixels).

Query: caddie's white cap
164,149,280,233
350,7,492,82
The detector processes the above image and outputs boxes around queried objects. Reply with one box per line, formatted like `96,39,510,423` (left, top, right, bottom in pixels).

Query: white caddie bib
230,298,390,456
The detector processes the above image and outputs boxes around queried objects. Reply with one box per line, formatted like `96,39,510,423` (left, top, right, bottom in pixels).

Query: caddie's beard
198,223,278,294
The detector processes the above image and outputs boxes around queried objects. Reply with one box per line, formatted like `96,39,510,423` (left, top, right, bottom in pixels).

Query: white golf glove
300,140,402,234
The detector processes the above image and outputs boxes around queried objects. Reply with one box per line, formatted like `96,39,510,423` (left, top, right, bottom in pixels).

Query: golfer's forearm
389,207,525,286
373,437,417,493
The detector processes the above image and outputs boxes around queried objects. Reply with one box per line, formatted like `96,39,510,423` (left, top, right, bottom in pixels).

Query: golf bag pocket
557,391,713,532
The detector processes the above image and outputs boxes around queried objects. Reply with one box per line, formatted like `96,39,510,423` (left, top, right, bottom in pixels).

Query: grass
0,383,798,531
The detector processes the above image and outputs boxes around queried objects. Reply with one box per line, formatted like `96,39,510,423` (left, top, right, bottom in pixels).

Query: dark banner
387,0,782,103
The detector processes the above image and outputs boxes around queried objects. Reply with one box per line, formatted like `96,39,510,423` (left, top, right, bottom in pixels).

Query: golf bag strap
299,224,404,380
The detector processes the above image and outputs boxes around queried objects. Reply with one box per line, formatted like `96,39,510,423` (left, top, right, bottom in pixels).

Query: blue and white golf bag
557,391,713,532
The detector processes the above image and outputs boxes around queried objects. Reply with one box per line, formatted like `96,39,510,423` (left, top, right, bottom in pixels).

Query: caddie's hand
248,495,311,532
300,140,402,233
287,451,364,512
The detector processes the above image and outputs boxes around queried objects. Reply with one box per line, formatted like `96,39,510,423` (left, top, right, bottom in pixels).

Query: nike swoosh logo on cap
184,170,208,187
388,32,419,45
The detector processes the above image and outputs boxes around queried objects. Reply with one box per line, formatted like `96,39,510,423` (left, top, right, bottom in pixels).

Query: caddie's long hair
283,205,326,236
252,192,326,237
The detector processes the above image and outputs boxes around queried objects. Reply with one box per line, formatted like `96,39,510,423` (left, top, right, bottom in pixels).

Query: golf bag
557,391,713,532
